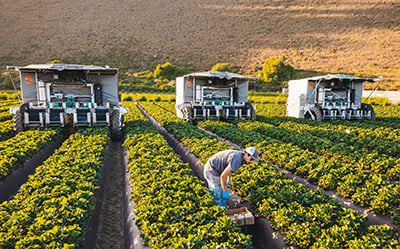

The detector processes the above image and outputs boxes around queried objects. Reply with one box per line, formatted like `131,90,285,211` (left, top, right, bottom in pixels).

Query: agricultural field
1,92,400,248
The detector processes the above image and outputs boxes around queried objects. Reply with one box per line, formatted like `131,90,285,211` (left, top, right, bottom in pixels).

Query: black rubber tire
183,106,193,123
361,103,376,121
250,105,256,121
305,106,323,121
111,109,123,141
13,110,24,134
244,102,256,121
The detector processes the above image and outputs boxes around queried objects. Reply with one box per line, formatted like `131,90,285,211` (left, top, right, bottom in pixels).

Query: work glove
222,191,229,200
219,191,229,208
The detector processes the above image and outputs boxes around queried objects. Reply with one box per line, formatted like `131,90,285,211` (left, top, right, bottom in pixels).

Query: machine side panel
176,76,194,104
287,80,308,118
89,74,118,105
353,83,363,105
175,77,185,105
20,72,38,103
237,81,249,102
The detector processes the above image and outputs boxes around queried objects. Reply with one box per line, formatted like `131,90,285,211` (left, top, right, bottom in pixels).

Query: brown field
0,0,399,89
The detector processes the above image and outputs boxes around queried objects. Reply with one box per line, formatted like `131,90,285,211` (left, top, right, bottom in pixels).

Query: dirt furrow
94,141,125,249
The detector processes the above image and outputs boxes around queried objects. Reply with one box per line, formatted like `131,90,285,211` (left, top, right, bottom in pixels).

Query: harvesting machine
286,74,383,121
175,71,256,122
7,64,127,140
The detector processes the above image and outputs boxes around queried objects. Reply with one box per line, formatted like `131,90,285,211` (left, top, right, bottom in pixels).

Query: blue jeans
204,165,224,206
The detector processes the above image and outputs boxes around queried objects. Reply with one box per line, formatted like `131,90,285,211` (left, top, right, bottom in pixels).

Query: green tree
210,63,233,72
260,57,295,89
153,62,187,80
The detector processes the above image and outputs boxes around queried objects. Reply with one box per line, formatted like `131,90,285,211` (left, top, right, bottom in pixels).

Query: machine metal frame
286,74,382,121
8,64,127,140
175,71,256,122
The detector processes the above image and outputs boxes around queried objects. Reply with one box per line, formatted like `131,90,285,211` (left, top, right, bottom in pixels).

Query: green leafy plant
122,102,252,248
137,101,400,248
210,63,234,72
153,62,188,80
0,128,109,248
259,57,295,90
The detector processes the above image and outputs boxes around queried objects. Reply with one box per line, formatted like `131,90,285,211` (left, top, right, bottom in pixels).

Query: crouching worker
204,147,259,208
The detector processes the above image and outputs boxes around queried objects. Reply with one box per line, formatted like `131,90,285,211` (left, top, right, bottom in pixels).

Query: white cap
244,147,259,162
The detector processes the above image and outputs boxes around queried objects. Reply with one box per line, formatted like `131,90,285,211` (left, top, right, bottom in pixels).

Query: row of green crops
0,128,60,179
233,161,399,249
236,120,400,180
138,102,400,248
154,101,176,114
0,128,109,248
269,116,400,143
278,120,400,156
374,105,400,118
0,100,19,111
122,102,252,248
137,101,230,163
122,92,175,102
0,120,15,141
255,103,286,118
0,92,19,101
0,112,12,122
198,120,400,225
0,100,18,124
249,94,288,104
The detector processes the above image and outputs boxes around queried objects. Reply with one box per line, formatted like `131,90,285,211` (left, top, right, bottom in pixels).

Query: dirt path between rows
94,141,125,249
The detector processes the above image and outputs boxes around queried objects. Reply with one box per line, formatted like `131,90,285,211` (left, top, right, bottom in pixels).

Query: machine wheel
111,109,123,141
245,102,256,121
361,103,376,121
13,110,24,134
250,105,256,121
305,106,322,121
183,106,193,123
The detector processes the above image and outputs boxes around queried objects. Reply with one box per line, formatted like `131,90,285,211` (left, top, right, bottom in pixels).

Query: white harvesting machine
286,74,383,121
8,64,127,140
175,71,256,123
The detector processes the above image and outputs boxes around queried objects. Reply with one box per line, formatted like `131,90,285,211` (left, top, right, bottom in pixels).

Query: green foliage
210,63,233,72
0,72,18,89
260,57,295,89
0,129,60,179
123,103,252,248
153,62,187,80
135,101,400,248
0,129,109,248
122,96,133,101
0,120,14,141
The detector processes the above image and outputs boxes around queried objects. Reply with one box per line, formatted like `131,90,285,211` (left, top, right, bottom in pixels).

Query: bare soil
94,141,125,249
0,0,399,88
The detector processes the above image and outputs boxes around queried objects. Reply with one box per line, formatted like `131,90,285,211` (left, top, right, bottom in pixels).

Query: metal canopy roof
9,64,118,73
306,74,383,83
184,71,256,80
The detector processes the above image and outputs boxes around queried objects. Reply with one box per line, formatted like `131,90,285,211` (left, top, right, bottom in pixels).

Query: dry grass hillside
1,0,399,89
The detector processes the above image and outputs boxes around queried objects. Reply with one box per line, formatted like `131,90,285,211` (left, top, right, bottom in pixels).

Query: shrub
210,63,233,72
153,62,187,80
260,57,295,90
123,96,133,101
